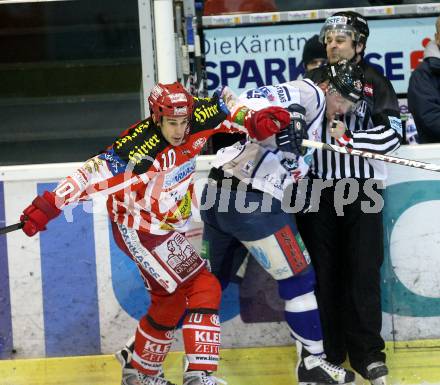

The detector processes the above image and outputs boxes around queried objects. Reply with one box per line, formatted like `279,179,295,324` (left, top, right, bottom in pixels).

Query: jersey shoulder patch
98,150,127,176
388,116,403,136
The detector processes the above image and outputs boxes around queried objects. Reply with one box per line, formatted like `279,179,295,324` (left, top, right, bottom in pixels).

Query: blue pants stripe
285,308,322,342
39,183,101,356
0,182,13,358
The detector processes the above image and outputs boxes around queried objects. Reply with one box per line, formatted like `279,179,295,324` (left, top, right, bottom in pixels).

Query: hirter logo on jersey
364,83,373,97
194,104,220,123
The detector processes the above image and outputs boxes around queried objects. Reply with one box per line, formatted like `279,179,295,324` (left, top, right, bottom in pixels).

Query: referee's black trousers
296,179,386,378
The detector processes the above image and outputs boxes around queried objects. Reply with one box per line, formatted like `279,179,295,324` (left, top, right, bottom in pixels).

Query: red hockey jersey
52,95,249,234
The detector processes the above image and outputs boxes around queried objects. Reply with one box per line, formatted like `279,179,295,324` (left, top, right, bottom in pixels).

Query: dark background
0,0,142,165
1,0,436,164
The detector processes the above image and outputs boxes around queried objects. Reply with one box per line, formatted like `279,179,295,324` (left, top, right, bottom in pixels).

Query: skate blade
299,382,355,385
114,349,130,367
114,350,124,367
370,376,387,385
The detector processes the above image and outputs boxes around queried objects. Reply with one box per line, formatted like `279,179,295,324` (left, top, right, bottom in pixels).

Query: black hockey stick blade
0,222,24,235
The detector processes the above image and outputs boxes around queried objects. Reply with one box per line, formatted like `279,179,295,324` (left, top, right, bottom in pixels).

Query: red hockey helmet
148,82,194,121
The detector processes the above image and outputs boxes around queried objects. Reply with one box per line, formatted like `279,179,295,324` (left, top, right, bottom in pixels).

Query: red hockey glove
20,191,61,237
245,106,291,141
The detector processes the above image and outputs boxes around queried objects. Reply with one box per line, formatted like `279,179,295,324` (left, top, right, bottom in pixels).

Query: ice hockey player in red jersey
19,82,290,385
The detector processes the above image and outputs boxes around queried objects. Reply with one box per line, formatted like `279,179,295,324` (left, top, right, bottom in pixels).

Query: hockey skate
116,338,173,385
183,371,227,385
116,336,135,368
366,362,388,385
121,365,176,385
297,348,355,385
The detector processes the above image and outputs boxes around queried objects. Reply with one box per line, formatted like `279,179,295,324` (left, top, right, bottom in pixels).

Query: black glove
275,103,308,156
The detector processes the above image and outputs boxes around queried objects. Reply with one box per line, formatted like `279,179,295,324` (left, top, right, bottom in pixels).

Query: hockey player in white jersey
200,60,365,385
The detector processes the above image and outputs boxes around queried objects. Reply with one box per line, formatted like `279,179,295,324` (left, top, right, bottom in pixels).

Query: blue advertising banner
205,17,436,94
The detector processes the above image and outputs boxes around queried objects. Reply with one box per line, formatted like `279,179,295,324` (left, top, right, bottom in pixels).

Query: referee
297,12,401,385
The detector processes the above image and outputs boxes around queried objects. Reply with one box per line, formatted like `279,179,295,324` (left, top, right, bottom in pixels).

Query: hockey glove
245,106,291,141
275,104,308,156
21,191,61,237
213,86,238,111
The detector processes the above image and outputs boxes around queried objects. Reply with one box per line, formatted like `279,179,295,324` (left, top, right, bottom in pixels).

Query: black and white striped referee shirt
308,61,402,180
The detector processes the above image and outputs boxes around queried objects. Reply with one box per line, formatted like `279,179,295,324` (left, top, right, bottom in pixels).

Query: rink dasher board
1,147,440,359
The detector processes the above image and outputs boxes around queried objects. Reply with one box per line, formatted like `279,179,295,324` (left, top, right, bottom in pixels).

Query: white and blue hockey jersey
212,79,326,201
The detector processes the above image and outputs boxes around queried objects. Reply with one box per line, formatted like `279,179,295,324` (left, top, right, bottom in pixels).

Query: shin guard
278,268,324,355
131,316,175,375
182,311,220,372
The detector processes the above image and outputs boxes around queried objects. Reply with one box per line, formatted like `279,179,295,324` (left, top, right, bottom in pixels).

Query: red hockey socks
131,316,175,375
182,311,221,372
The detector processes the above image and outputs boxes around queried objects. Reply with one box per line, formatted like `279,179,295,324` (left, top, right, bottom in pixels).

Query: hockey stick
302,139,440,172
0,222,24,235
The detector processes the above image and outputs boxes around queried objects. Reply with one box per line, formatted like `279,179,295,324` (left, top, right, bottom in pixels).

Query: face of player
325,87,356,121
306,58,327,71
324,31,363,64
159,115,190,146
